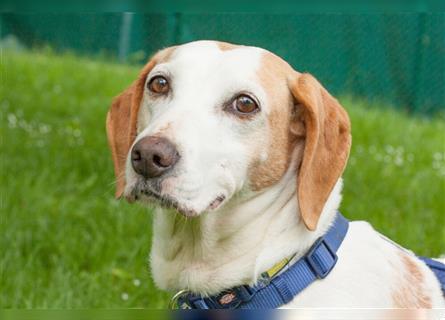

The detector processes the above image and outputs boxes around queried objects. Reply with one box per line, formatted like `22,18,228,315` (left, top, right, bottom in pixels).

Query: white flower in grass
394,156,404,166
7,113,17,128
385,145,394,154
133,279,141,287
39,124,51,134
121,292,129,301
433,152,443,160
73,129,82,138
22,121,32,132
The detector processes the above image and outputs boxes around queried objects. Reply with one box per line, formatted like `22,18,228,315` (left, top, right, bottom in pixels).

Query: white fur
126,41,269,215
124,41,445,308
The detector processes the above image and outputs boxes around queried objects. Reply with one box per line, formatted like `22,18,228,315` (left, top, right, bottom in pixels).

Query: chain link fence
1,13,444,114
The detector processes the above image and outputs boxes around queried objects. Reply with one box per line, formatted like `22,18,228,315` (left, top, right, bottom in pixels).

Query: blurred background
2,13,445,113
1,13,444,308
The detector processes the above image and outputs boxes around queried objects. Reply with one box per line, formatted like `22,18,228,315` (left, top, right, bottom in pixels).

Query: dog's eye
233,95,259,114
148,76,169,94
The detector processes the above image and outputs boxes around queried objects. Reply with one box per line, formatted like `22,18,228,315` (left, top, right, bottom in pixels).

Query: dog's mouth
143,188,198,217
207,194,226,210
127,181,226,217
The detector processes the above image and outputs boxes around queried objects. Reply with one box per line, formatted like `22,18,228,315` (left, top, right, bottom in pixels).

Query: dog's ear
106,59,157,198
290,73,351,230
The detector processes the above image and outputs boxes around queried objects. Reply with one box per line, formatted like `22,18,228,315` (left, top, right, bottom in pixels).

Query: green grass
1,50,444,308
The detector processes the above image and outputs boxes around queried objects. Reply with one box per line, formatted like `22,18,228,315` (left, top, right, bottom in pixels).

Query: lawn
1,50,444,308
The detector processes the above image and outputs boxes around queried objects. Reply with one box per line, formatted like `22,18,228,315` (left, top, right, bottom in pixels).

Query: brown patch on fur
106,46,176,198
250,52,351,230
250,53,351,232
216,41,240,51
290,74,351,230
249,52,298,191
392,253,432,308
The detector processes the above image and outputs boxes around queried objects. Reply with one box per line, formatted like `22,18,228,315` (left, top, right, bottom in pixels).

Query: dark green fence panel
1,13,444,114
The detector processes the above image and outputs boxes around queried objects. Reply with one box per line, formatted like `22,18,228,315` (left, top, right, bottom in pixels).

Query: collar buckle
305,237,338,279
169,290,191,309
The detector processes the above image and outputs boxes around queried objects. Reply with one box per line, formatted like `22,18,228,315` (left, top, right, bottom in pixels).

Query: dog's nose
131,136,180,178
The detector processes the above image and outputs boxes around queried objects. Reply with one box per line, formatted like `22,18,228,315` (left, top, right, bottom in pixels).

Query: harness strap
174,212,349,309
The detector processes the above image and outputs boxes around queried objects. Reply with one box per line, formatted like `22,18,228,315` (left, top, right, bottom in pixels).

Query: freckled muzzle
131,136,180,179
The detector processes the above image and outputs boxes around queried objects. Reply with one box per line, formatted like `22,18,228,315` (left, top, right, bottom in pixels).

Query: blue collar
171,212,349,309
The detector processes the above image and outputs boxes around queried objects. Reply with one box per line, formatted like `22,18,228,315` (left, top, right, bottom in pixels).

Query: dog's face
107,40,351,230
129,42,277,216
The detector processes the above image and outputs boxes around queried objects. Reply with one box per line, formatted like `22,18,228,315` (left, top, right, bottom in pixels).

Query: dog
106,40,445,308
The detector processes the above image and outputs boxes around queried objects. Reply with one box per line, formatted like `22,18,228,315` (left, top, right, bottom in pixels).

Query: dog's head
106,40,351,230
